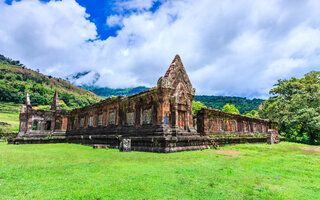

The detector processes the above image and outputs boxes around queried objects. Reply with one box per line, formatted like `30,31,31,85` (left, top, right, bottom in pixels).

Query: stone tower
158,55,196,132
50,91,60,110
18,93,32,136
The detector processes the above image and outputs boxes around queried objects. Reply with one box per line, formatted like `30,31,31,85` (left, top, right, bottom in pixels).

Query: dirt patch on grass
214,150,241,157
300,147,320,152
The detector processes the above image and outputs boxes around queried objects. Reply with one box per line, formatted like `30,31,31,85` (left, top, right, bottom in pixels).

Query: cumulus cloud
0,0,320,98
0,0,97,74
106,15,123,27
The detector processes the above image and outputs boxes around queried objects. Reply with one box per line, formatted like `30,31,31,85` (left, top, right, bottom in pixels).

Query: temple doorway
178,110,187,130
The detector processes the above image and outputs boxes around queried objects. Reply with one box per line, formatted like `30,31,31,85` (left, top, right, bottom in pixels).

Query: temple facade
11,55,280,152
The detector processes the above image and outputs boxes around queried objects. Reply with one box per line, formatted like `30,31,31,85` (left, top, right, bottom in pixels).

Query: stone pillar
174,103,179,128
120,139,131,152
267,129,280,144
50,91,60,110
19,104,28,134
39,121,44,131
25,93,31,106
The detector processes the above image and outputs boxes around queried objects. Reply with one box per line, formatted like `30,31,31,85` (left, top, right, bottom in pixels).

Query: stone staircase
208,137,218,149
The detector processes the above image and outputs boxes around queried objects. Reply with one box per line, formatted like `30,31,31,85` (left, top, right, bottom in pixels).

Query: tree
59,100,69,110
260,71,320,145
31,84,46,95
192,100,207,114
222,103,240,114
244,110,260,118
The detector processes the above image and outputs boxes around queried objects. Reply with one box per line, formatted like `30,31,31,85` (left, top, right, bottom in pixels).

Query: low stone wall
213,137,267,146
196,108,279,145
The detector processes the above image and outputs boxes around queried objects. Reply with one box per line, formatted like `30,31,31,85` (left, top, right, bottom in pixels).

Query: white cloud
266,58,307,77
0,0,320,98
115,0,156,11
106,15,123,27
0,0,97,74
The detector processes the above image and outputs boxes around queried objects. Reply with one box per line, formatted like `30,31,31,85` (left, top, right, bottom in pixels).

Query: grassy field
0,142,319,199
0,102,20,133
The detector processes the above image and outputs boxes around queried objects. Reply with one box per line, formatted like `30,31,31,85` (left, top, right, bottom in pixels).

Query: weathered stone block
120,139,131,152
267,129,280,144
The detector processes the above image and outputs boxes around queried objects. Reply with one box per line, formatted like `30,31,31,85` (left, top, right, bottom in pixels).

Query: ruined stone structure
17,91,70,142
197,108,279,145
11,55,279,152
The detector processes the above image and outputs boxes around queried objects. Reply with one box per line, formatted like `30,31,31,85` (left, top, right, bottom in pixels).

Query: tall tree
260,71,320,145
222,103,240,114
192,100,207,114
244,110,260,118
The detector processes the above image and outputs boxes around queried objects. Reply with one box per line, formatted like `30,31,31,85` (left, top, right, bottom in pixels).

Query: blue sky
1,0,320,98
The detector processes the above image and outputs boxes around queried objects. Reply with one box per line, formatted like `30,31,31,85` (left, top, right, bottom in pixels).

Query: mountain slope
0,55,103,109
66,70,101,86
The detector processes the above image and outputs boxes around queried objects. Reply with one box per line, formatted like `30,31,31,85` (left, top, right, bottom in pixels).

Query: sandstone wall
196,108,278,145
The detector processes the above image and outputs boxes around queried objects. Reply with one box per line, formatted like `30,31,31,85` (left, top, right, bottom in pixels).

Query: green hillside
0,55,103,109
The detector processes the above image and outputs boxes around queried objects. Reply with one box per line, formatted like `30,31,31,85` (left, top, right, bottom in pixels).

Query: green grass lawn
0,102,20,133
0,142,319,199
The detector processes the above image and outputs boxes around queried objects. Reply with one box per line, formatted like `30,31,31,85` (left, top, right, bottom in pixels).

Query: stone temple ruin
10,55,280,152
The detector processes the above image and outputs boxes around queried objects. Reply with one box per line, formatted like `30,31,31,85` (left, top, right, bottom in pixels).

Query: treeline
194,96,264,114
0,54,25,67
80,86,149,97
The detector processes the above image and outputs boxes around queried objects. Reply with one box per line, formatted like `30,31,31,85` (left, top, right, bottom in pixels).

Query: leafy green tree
31,93,48,105
192,100,207,114
260,71,320,145
244,110,260,118
222,103,240,114
59,100,69,110
31,84,46,95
